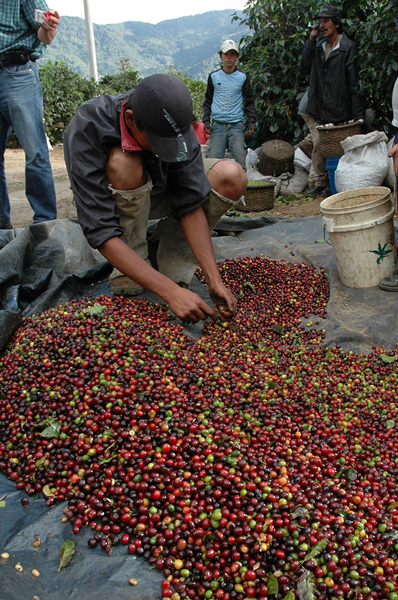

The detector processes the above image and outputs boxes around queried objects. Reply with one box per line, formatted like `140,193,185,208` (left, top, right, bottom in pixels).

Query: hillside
43,10,249,80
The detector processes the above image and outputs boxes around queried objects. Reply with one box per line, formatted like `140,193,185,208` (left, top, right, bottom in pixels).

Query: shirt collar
322,33,343,53
120,102,142,151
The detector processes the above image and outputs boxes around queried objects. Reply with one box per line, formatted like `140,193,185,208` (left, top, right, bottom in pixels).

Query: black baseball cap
315,5,342,20
129,74,197,163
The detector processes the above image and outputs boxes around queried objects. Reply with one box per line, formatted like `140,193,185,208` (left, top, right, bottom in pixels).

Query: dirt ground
5,145,323,228
5,145,77,227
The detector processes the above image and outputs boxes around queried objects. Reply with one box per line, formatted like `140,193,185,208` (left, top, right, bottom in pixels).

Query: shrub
39,61,97,144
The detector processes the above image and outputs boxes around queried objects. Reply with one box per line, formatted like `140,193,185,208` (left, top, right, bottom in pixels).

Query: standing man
64,74,247,324
300,5,364,198
0,2,59,229
203,39,256,169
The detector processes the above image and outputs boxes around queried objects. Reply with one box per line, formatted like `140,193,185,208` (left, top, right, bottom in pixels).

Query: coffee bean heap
1,256,398,600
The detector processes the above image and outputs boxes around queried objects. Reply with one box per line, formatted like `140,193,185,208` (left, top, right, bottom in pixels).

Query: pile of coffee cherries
1,256,398,600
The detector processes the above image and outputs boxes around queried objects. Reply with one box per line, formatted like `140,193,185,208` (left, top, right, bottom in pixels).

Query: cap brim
315,11,340,18
144,124,198,163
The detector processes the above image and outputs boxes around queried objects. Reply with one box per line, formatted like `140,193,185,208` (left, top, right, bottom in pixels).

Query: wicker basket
317,121,363,158
258,140,295,177
236,182,275,212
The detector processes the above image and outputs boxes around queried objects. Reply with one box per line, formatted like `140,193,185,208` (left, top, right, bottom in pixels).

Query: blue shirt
202,67,256,129
0,0,49,60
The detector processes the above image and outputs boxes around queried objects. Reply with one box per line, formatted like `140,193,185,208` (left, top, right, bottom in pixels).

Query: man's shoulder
209,67,222,77
77,92,126,115
235,67,250,79
339,33,357,50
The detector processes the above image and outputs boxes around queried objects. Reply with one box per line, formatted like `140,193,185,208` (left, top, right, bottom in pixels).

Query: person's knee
208,159,247,200
106,147,145,190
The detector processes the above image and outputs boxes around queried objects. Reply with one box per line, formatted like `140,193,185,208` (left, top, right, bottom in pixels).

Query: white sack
245,148,270,181
279,166,309,195
294,147,312,172
335,131,389,192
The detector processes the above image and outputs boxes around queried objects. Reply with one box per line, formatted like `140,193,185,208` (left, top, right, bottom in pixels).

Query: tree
98,58,141,95
345,0,398,134
235,0,398,146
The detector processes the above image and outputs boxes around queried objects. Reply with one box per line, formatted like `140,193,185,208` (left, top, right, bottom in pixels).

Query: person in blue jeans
0,1,60,229
203,39,256,169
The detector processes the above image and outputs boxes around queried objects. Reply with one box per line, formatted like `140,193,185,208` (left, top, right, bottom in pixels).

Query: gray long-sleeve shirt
63,92,211,249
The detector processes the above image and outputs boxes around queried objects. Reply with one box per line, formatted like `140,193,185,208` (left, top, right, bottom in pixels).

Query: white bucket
320,186,397,288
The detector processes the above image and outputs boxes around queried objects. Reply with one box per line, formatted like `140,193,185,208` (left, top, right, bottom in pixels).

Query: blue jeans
0,61,56,227
206,121,247,168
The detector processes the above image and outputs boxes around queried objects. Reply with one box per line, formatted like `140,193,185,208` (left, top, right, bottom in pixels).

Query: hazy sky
51,0,248,26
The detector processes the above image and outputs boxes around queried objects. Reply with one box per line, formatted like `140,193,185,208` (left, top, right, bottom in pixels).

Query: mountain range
44,10,249,81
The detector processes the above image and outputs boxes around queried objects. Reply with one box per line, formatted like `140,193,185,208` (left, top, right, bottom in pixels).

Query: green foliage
235,0,398,146
234,0,317,145
39,61,97,144
39,59,141,144
97,58,141,95
346,0,398,134
38,60,206,145
166,67,207,120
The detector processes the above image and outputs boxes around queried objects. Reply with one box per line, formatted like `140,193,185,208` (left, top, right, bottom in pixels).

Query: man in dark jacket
300,5,365,197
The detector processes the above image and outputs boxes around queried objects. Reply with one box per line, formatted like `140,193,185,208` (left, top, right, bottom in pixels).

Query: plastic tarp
1,215,398,599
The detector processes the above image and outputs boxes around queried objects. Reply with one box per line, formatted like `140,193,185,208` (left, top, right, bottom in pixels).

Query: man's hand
209,283,237,321
37,9,60,44
245,128,255,139
168,286,217,323
41,9,60,30
204,126,211,135
310,25,319,42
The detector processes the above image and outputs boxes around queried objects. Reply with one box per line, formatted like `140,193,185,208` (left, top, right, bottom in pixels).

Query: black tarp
1,215,398,599
2,216,397,355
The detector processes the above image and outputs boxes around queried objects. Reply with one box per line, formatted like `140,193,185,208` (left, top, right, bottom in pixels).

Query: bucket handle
322,223,332,245
322,203,395,234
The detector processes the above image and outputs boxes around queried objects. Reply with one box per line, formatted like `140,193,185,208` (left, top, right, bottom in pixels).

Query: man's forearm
99,236,181,302
300,39,316,76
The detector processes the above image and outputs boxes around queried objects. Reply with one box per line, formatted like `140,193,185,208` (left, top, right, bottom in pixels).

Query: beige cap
220,39,239,54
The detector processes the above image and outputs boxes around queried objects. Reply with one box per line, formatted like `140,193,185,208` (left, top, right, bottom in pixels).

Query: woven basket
317,121,363,158
236,182,275,212
258,140,295,177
